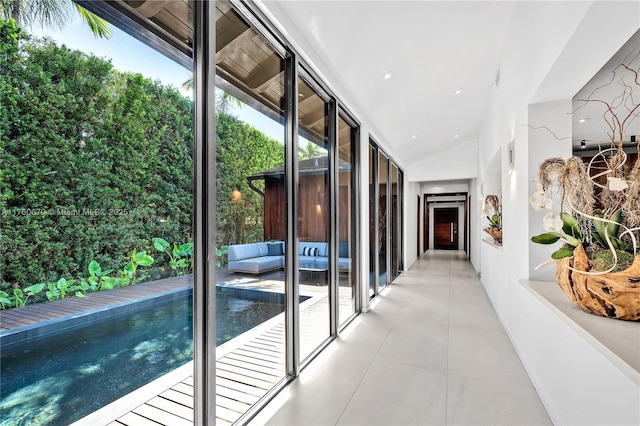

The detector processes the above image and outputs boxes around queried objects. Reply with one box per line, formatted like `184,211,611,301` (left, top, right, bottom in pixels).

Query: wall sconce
507,140,515,173
231,190,242,202
580,140,586,149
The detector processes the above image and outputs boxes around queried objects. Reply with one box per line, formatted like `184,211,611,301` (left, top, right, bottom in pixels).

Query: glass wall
368,142,403,297
368,143,376,297
297,74,330,360
214,2,287,423
0,1,374,423
0,4,194,425
378,151,389,289
338,114,357,325
391,163,400,281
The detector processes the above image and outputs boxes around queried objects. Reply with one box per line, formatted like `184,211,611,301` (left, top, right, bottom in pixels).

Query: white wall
404,181,421,269
407,138,478,182
259,1,640,423
476,2,640,425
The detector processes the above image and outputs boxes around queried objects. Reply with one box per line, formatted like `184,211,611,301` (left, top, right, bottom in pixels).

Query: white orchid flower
543,212,563,232
529,190,553,210
607,176,628,192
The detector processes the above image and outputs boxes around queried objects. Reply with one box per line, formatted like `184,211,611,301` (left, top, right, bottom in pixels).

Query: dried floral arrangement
482,193,502,244
528,42,640,320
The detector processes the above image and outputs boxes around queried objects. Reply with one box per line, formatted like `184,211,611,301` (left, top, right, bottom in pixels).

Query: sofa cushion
338,257,351,271
227,243,262,261
267,241,284,256
228,255,283,273
257,242,269,257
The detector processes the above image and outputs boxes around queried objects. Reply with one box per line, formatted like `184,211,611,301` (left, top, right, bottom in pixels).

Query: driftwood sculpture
556,245,640,321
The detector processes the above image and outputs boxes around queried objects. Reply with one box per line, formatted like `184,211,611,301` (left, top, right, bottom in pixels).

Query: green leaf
606,208,623,239
153,237,170,252
24,283,45,295
550,232,581,247
531,233,561,244
178,243,193,255
551,247,574,259
561,213,582,240
89,260,101,276
136,254,154,267
75,292,85,298
74,4,113,39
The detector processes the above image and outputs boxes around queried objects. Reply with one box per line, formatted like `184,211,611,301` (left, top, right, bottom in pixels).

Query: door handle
450,223,454,242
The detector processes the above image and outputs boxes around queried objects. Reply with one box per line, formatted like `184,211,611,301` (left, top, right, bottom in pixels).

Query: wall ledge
482,237,503,250
520,279,639,385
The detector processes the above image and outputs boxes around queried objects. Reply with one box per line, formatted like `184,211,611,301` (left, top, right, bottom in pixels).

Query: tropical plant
530,45,640,273
153,237,193,276
482,193,502,244
298,141,324,160
0,283,45,308
0,0,111,38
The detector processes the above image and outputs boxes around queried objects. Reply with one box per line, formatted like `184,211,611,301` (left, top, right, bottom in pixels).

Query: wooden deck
2,270,355,426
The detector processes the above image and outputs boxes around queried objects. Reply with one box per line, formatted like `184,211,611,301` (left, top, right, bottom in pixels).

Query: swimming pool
0,287,289,426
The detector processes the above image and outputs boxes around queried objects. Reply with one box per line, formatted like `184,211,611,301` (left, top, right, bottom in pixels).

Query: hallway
251,250,552,425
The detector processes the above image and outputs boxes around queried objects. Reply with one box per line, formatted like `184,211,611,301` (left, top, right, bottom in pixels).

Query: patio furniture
227,241,350,274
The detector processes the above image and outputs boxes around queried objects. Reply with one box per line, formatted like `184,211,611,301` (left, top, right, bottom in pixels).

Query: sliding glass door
297,74,330,361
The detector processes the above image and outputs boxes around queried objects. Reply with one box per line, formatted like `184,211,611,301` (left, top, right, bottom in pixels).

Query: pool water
0,289,285,426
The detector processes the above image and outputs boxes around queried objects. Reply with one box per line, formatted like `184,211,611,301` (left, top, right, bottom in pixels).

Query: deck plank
132,404,192,426
159,389,193,408
146,396,193,421
110,412,161,426
216,384,261,405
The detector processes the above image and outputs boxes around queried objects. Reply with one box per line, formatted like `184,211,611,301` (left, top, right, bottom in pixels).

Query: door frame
424,192,468,252
433,207,459,249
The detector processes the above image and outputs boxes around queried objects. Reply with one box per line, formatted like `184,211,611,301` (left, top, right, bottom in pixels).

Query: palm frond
73,3,111,39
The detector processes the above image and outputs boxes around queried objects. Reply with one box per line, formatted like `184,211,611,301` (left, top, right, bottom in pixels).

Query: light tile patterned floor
251,250,552,426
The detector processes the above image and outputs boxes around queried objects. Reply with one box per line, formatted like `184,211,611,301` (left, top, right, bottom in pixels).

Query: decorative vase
555,244,640,321
483,227,502,244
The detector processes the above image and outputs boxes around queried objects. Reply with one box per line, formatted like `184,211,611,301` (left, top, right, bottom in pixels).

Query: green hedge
0,19,285,295
0,20,193,287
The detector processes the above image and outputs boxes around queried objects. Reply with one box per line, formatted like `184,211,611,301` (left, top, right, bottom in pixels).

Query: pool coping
0,278,193,347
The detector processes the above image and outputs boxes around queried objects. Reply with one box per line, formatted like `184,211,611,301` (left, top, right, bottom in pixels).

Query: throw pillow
267,242,284,256
339,242,349,258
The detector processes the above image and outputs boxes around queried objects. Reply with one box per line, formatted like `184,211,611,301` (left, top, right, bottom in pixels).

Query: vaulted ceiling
90,1,639,172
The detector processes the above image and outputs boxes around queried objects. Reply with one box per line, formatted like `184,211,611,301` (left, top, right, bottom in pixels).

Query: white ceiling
265,0,515,167
264,1,639,168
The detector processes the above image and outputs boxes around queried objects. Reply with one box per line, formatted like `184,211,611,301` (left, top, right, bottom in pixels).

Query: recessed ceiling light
454,134,459,138
381,71,393,80
411,134,416,139
578,118,590,123
455,88,463,95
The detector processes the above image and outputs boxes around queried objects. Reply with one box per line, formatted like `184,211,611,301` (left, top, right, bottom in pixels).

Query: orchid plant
529,45,640,273
483,193,502,244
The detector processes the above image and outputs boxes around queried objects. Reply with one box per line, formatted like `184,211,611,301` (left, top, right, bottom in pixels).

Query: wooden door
434,207,458,250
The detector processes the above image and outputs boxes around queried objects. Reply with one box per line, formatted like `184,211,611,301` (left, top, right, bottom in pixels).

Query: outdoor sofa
227,241,351,274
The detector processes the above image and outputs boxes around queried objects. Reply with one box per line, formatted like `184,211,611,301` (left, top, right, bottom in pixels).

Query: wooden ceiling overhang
77,1,346,147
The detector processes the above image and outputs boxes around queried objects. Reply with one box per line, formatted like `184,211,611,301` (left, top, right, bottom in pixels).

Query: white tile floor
250,250,552,426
